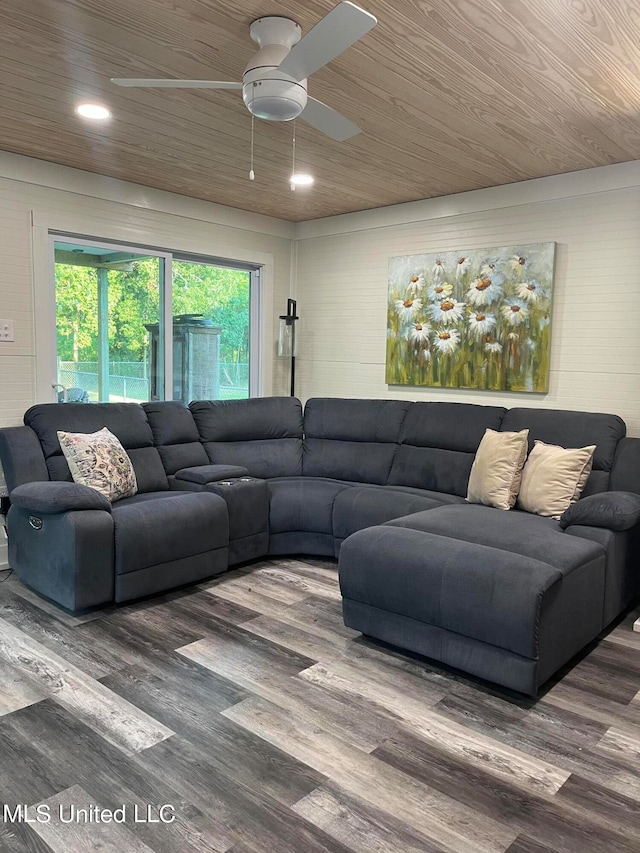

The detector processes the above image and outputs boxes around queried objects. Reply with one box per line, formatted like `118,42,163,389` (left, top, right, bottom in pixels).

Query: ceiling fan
111,1,377,142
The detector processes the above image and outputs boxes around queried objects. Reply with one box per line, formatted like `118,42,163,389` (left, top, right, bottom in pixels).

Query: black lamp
278,298,299,397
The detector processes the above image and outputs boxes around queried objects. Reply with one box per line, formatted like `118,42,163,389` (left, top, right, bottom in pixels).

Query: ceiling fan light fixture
75,103,112,120
290,173,314,186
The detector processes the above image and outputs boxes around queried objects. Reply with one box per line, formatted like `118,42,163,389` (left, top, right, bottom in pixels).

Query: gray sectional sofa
1,395,639,696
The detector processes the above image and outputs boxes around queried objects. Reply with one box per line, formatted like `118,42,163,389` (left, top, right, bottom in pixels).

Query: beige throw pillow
466,428,529,511
516,440,596,519
58,427,138,503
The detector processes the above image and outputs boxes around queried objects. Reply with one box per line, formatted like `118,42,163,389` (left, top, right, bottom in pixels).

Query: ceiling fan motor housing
243,16,308,122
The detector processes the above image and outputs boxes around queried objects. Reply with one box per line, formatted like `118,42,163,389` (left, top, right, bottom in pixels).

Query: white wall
295,162,640,436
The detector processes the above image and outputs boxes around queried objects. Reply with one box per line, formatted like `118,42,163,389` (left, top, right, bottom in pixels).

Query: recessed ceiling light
290,173,314,186
75,103,112,120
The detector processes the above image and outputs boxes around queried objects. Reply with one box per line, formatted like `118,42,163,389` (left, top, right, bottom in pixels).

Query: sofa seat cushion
111,491,228,575
267,477,351,535
333,485,446,542
339,522,605,660
385,503,603,572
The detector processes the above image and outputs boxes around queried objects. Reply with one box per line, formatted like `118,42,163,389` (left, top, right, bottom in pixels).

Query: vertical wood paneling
295,185,640,435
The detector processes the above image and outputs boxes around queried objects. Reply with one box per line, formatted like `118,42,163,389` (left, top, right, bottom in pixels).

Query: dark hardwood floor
0,557,639,853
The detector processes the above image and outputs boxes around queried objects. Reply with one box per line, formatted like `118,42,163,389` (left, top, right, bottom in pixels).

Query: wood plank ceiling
1,0,639,221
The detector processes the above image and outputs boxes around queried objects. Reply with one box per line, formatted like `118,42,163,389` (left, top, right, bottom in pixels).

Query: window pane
172,261,250,401
54,242,164,402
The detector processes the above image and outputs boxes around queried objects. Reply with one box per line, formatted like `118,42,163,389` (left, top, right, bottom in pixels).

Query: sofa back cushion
388,402,507,496
610,437,640,494
190,397,303,478
142,401,209,475
24,403,168,493
500,408,625,496
303,398,411,484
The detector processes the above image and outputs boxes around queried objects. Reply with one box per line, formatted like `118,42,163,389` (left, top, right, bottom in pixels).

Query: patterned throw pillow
57,427,138,502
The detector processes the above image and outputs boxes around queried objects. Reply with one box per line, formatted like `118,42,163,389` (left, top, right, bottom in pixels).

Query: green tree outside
55,258,250,366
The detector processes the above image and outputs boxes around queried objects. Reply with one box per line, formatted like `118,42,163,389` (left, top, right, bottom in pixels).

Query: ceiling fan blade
277,1,376,83
301,97,361,141
110,79,242,89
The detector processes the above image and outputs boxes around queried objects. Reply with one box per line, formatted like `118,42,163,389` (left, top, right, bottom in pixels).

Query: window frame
35,229,265,403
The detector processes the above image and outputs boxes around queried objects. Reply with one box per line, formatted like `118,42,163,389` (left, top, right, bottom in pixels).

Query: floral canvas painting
386,242,555,392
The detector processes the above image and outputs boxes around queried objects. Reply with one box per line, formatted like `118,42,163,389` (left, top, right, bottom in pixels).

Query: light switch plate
0,320,15,342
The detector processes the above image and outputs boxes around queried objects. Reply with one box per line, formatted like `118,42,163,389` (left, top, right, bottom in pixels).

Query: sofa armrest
559,491,640,532
175,464,249,485
10,482,111,514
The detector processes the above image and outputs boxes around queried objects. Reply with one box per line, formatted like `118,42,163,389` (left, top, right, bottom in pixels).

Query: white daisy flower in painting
500,300,529,326
466,275,503,307
484,337,503,354
455,256,471,279
427,281,453,301
433,329,461,354
509,254,527,274
394,297,423,323
516,279,544,304
407,274,425,296
407,321,431,344
481,260,499,277
507,331,519,341
421,347,432,362
468,312,496,338
429,298,466,325
433,259,445,279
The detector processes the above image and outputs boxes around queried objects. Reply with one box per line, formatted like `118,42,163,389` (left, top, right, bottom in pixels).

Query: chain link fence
58,361,248,402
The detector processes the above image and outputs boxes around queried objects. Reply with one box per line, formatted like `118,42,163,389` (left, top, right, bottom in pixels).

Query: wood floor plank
300,663,570,796
263,556,338,582
238,565,342,602
292,784,451,853
0,659,45,716
0,618,174,755
595,724,640,763
0,593,113,679
134,735,353,853
222,695,518,853
505,837,559,853
100,661,326,808
203,582,305,617
239,612,452,698
176,632,389,752
372,728,638,853
0,699,232,853
555,773,640,837
158,590,261,627
0,823,55,853
31,785,157,853
206,571,311,606
434,683,640,801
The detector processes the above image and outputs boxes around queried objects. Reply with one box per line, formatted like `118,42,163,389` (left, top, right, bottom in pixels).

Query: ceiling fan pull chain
249,89,256,180
291,120,296,191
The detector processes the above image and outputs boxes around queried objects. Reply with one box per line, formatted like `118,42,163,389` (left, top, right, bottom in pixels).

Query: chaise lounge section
1,395,639,695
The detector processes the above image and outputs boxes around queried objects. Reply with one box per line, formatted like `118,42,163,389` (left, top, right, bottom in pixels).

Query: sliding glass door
54,239,167,403
172,258,250,401
51,235,256,404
